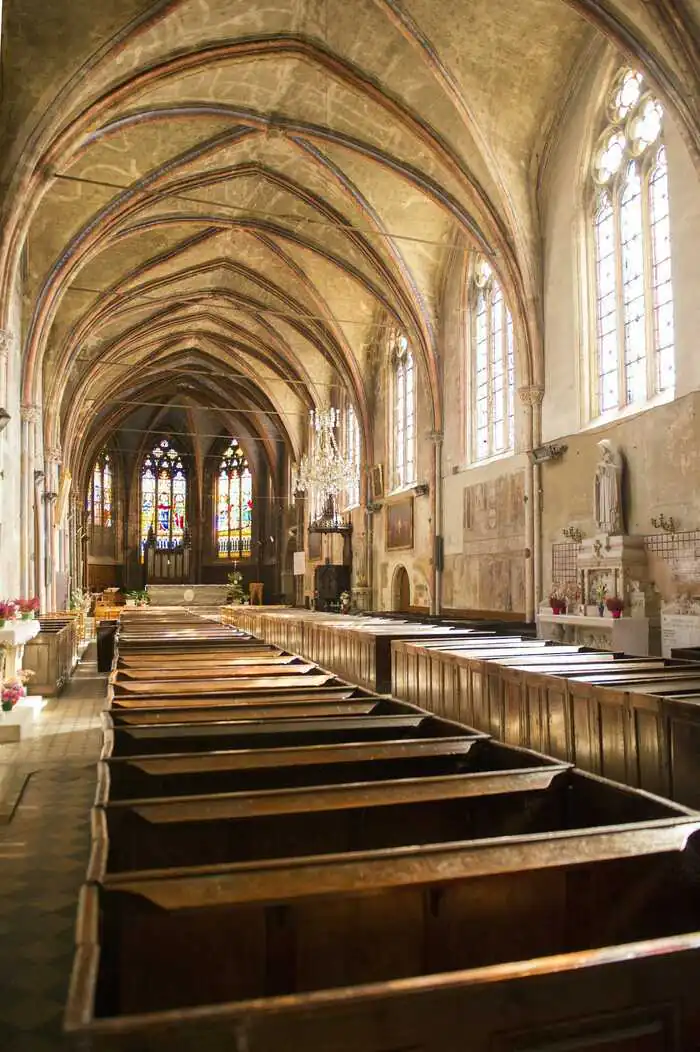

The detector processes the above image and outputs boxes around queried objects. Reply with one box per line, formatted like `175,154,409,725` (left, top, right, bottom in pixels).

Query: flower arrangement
0,600,16,626
2,678,25,710
126,590,150,607
605,595,624,618
15,597,39,619
593,580,608,603
549,585,567,614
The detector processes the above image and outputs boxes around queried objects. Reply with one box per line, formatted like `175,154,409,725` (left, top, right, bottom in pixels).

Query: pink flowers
2,679,25,708
16,597,40,615
0,601,16,621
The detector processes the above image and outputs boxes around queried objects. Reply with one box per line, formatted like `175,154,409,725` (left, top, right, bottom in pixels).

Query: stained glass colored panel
216,440,253,558
140,440,187,559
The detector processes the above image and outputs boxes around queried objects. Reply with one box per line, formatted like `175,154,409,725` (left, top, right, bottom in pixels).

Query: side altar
540,440,656,655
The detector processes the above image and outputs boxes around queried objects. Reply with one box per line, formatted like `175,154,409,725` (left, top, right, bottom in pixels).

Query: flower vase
597,603,605,617
0,619,5,630
21,612,34,620
611,609,622,619
2,701,12,712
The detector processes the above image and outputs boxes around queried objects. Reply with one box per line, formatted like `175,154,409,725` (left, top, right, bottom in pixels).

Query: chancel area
2,1,700,1049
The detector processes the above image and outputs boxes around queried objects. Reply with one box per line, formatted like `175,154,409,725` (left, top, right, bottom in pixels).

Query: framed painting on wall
308,530,323,561
386,498,414,551
369,464,384,502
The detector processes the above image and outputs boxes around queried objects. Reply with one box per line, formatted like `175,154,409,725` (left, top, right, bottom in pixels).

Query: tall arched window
391,331,415,489
140,439,187,557
216,439,253,558
87,451,113,528
590,68,674,417
469,257,514,461
344,404,361,508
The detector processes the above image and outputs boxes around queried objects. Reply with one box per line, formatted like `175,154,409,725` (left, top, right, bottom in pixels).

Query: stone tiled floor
0,645,105,1051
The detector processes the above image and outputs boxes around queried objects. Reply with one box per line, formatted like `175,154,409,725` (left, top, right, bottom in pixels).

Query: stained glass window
590,68,674,416
392,331,415,489
471,257,515,460
216,439,253,558
140,439,187,558
87,452,113,528
344,404,361,508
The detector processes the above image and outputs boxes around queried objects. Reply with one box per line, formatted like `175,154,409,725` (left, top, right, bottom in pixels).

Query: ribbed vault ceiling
1,0,698,481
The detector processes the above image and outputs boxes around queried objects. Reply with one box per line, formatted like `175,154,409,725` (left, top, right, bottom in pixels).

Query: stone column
428,429,444,616
518,385,545,620
45,446,62,610
20,404,41,599
0,334,11,568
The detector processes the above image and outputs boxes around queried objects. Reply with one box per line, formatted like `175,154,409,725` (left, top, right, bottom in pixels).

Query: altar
537,611,650,655
145,584,229,608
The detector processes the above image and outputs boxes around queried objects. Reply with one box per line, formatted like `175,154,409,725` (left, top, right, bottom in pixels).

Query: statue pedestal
537,612,650,656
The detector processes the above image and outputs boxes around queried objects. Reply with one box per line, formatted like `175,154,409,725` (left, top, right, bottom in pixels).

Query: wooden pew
67,827,700,1051
100,712,478,758
88,767,688,878
98,735,581,803
107,690,400,725
109,672,341,701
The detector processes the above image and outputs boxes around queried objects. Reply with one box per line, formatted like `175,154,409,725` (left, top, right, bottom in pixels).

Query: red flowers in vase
549,587,567,615
0,601,17,624
16,597,39,619
605,596,624,619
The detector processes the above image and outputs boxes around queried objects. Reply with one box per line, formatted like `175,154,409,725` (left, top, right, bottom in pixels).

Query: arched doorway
392,565,411,613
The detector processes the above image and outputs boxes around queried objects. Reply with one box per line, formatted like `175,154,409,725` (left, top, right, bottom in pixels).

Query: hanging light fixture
294,408,356,527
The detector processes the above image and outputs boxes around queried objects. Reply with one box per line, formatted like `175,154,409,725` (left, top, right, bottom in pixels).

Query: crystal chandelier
294,408,355,505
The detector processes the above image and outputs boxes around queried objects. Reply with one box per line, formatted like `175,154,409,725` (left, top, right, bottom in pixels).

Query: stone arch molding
0,0,696,483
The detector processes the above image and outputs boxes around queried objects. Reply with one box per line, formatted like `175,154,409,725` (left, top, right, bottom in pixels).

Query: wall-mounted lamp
562,526,583,544
651,513,677,534
0,408,10,433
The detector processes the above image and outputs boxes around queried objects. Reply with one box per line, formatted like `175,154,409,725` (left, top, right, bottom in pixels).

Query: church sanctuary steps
64,608,700,1050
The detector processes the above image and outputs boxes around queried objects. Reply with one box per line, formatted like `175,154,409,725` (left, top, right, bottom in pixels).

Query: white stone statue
594,439,623,534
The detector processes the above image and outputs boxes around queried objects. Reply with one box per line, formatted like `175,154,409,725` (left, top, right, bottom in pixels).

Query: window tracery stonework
390,329,416,490
589,68,674,418
468,257,515,461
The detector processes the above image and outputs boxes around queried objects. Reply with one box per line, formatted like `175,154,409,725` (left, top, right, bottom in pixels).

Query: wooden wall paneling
626,691,670,798
664,697,700,809
542,676,573,764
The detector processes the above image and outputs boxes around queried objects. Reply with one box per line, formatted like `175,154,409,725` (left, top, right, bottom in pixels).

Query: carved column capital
518,384,545,407
20,403,41,424
427,429,444,444
46,445,62,464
